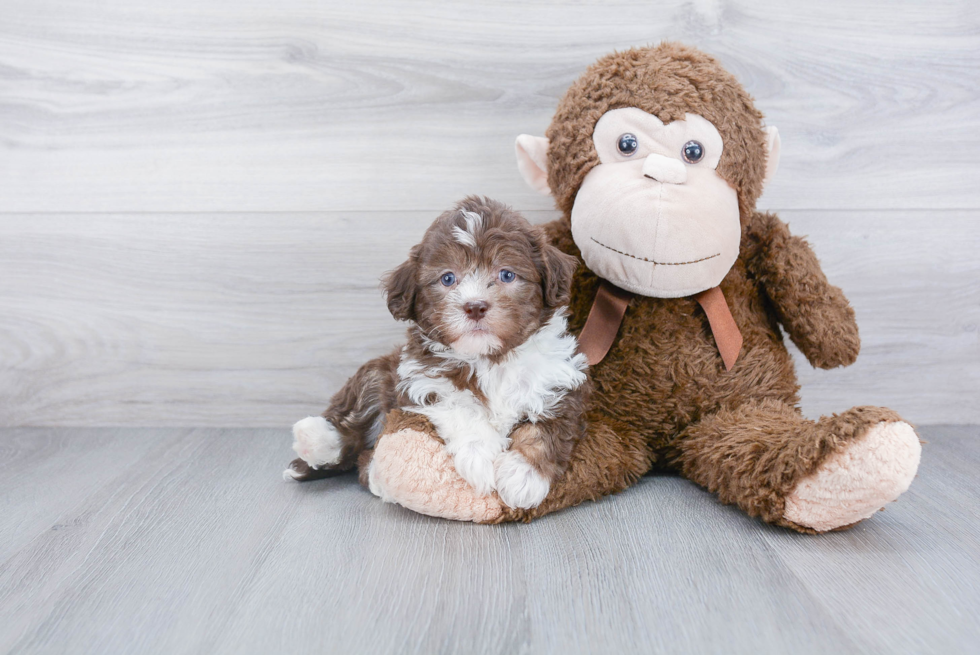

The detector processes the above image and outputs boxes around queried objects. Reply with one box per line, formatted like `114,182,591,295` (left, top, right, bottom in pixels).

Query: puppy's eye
499,269,516,283
440,272,456,287
682,140,704,164
617,133,638,156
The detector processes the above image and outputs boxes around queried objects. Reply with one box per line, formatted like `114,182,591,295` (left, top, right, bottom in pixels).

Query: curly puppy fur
287,197,589,509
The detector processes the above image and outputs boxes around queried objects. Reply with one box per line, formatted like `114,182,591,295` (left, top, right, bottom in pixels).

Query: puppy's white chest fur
396,312,587,495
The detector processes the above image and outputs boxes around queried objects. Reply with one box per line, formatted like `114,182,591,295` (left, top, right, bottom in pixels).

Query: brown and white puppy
285,196,589,510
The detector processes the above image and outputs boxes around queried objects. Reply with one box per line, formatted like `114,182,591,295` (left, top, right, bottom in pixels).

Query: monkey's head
515,42,780,298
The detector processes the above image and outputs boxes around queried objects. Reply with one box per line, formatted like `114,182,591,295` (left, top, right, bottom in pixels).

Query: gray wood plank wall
1,0,978,426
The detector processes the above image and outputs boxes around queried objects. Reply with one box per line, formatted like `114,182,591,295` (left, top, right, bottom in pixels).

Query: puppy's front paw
452,444,498,496
494,451,550,509
292,416,343,469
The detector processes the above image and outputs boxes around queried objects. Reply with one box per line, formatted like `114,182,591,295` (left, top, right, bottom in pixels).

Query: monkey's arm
743,212,860,369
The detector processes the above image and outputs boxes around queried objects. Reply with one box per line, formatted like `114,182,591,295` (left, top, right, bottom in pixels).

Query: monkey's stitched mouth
590,237,720,266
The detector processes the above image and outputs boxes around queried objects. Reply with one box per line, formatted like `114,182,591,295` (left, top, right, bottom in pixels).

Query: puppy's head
383,196,578,357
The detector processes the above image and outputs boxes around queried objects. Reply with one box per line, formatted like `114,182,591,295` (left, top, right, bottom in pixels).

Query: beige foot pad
784,421,921,532
368,428,504,523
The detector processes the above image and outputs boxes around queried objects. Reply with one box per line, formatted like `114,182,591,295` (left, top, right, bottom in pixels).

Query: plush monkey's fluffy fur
546,43,769,223
354,43,919,532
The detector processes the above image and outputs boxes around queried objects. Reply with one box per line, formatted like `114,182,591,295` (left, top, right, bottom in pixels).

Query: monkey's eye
617,133,638,156
440,272,456,287
499,269,516,283
682,140,705,164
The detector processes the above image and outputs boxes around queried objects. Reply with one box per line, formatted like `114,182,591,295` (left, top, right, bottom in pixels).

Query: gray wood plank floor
1,425,977,655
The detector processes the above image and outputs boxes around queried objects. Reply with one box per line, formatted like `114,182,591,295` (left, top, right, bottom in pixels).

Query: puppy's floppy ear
383,247,420,322
538,239,579,308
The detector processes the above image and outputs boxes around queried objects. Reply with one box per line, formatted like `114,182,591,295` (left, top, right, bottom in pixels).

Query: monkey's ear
762,126,781,189
515,135,552,196
539,242,579,308
382,249,420,322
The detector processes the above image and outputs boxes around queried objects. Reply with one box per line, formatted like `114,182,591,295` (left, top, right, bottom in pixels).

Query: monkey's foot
783,421,921,532
367,428,504,523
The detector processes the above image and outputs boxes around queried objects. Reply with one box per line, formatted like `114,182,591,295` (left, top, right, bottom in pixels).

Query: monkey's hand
744,211,860,369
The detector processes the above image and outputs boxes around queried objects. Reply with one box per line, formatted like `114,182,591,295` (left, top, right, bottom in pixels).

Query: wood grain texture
1,209,977,427
761,425,980,654
0,427,181,562
0,0,978,212
0,425,976,654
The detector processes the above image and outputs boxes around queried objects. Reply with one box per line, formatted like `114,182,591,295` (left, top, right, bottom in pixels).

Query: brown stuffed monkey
309,43,922,533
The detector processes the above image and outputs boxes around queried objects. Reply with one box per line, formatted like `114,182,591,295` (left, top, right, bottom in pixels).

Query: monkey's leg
365,411,653,523
495,420,652,523
358,410,509,522
284,352,399,482
671,399,921,533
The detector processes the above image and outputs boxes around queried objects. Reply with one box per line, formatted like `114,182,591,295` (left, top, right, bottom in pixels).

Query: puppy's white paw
291,416,343,468
452,443,498,497
494,450,550,509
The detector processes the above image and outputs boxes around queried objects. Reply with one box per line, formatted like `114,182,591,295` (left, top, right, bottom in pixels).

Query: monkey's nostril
464,301,490,320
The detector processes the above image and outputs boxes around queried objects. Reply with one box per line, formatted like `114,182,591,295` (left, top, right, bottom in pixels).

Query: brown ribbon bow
578,280,743,371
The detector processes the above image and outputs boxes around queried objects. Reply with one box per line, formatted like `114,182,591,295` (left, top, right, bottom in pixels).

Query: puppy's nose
464,301,489,320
